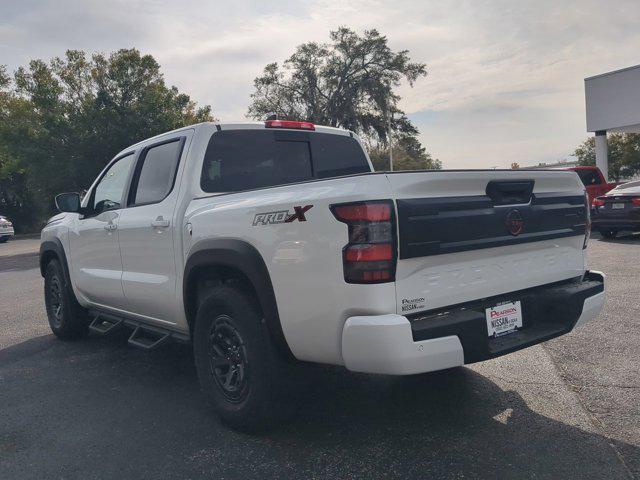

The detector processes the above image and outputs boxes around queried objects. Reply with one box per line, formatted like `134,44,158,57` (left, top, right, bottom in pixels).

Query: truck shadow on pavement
0,333,636,480
593,232,640,244
0,253,39,273
599,234,640,245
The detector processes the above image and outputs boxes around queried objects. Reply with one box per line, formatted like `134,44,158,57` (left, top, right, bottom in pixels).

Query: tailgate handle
486,180,534,205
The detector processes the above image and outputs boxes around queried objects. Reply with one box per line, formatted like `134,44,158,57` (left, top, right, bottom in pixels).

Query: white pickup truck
41,120,605,428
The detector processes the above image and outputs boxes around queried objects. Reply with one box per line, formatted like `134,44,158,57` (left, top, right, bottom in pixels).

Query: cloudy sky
2,0,639,168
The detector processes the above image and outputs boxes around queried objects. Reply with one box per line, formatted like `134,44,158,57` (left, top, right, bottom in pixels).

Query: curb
13,233,41,240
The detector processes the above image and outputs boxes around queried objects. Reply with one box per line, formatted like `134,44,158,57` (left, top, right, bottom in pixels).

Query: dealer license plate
485,301,523,338
612,203,625,209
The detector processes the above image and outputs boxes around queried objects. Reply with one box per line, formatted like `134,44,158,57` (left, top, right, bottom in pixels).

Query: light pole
387,101,394,171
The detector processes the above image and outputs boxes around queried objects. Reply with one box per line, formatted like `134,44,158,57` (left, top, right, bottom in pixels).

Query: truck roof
125,121,353,151
216,121,352,136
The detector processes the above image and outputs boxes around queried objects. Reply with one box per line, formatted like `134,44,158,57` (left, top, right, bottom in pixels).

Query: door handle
104,223,117,231
151,217,170,228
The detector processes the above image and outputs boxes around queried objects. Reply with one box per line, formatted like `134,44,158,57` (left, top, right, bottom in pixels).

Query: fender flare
183,238,294,360
40,238,72,287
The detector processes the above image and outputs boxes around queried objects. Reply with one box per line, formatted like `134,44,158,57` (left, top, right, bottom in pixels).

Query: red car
560,166,618,206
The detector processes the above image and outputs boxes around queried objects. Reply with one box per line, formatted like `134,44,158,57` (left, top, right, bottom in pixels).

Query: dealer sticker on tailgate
485,301,523,337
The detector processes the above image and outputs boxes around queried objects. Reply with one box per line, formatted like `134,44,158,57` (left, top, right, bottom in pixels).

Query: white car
40,120,605,429
0,215,14,242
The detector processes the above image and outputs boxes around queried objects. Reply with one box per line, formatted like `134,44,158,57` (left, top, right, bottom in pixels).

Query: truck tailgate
386,170,588,315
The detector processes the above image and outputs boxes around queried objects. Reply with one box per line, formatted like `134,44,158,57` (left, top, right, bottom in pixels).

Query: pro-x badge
252,205,313,226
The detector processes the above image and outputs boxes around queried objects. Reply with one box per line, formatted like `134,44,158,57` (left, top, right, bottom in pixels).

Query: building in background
585,65,640,182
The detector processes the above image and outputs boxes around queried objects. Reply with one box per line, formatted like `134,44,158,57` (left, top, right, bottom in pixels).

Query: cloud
2,0,639,168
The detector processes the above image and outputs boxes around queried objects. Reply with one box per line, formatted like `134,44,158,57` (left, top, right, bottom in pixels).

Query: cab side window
128,139,184,206
91,153,135,215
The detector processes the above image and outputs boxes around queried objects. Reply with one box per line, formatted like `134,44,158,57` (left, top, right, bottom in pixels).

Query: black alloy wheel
208,314,250,402
48,274,64,329
44,259,89,339
194,285,295,430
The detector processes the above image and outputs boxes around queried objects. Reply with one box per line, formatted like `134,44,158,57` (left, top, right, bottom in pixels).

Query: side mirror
55,192,81,213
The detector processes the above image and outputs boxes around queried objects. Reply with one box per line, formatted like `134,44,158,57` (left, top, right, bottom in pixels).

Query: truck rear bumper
342,315,465,375
342,271,605,375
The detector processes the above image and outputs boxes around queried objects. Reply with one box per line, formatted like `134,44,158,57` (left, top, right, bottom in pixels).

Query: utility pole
387,101,394,171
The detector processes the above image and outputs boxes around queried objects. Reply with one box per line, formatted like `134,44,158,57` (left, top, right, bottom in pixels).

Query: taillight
584,191,591,249
593,197,605,207
265,120,315,131
331,200,396,284
631,198,640,206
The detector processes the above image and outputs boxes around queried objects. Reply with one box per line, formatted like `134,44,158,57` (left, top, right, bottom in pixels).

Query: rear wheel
193,285,291,430
44,259,89,340
600,229,618,239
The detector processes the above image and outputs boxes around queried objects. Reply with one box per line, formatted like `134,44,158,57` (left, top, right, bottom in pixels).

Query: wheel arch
183,238,294,360
40,238,72,287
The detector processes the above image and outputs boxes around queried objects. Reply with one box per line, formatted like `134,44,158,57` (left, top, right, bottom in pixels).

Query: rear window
201,130,370,193
609,180,640,194
575,169,602,186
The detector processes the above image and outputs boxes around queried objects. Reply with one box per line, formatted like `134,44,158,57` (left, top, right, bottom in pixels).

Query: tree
247,27,426,142
0,66,38,229
0,147,34,227
573,134,640,181
367,134,442,171
247,27,437,172
0,49,212,231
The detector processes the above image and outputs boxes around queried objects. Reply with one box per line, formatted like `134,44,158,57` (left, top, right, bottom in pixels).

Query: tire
193,285,292,430
0,237,8,243
44,259,89,340
600,229,618,239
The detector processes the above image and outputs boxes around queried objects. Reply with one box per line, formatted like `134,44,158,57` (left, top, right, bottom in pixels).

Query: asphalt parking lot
0,235,638,479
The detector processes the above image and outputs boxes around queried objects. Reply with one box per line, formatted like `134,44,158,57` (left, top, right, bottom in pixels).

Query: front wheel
600,229,618,239
0,237,8,243
44,259,89,340
193,285,292,430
